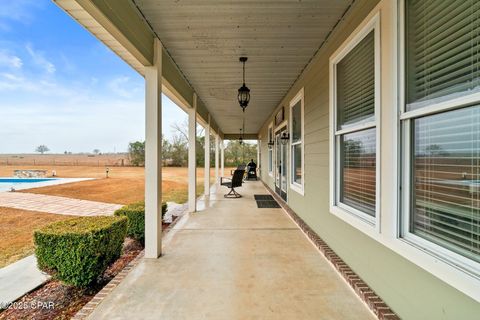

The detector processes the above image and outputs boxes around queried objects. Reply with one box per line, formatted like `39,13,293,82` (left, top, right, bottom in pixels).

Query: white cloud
0,72,83,100
108,76,140,98
0,50,23,69
0,97,145,153
26,43,56,74
0,0,43,24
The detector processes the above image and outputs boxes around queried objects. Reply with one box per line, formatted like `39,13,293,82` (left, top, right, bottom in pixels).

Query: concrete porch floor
87,181,375,320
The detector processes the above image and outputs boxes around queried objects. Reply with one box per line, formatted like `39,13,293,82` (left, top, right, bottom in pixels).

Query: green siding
258,0,480,318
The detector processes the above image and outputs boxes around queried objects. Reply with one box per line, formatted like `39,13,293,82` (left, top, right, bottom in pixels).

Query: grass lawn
0,165,227,268
1,166,217,204
0,207,76,268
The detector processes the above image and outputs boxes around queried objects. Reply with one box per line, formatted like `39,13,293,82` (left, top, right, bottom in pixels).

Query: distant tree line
128,120,257,167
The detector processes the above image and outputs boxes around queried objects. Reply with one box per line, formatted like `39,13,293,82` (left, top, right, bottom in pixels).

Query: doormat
256,200,281,208
254,194,275,201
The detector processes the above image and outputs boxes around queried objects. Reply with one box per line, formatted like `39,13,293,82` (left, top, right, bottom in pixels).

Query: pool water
0,177,95,193
0,178,60,192
0,178,58,183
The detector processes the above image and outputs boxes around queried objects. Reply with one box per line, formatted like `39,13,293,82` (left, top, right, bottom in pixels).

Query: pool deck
0,192,123,216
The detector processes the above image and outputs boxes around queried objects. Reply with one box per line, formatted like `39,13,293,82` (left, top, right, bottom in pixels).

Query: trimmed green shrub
114,201,167,243
34,216,127,287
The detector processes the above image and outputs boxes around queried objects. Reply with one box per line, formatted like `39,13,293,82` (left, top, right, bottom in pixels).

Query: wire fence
0,156,131,167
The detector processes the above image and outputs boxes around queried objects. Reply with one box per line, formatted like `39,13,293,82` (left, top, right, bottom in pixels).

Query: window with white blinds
411,106,480,263
332,18,379,223
406,0,480,110
290,90,304,192
340,128,376,217
337,31,375,129
403,0,480,266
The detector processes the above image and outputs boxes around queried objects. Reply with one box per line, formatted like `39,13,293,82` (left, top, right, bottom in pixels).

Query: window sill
289,183,304,196
330,204,378,235
400,233,480,280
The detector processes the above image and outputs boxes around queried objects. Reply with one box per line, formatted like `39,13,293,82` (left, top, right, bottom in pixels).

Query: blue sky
0,0,186,154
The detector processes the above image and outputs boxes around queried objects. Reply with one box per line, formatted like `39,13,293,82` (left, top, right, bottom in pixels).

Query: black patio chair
221,169,245,198
230,164,246,176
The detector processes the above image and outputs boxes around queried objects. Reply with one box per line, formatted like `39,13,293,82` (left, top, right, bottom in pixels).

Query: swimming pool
0,177,93,192
0,178,58,183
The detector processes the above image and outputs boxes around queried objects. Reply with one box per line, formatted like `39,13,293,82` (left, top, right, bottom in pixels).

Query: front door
275,127,288,201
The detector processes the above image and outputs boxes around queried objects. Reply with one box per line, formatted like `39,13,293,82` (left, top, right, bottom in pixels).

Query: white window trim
328,0,480,302
398,0,480,280
268,122,274,177
289,88,305,196
274,121,289,196
329,12,381,231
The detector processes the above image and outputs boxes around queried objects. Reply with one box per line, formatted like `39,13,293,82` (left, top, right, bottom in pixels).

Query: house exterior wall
258,0,480,318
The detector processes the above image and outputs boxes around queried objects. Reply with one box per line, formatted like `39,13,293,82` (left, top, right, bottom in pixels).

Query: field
0,165,215,204
0,155,225,267
0,153,131,167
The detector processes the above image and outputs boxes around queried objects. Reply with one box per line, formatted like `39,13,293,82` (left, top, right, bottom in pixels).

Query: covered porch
53,0,480,318
85,181,375,320
53,0,397,318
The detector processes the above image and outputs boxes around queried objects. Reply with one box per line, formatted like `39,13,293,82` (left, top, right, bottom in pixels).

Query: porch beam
223,133,258,140
54,0,153,74
144,38,162,259
204,115,211,196
188,94,197,213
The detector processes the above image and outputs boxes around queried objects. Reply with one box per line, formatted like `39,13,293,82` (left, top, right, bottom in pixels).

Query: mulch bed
0,217,178,320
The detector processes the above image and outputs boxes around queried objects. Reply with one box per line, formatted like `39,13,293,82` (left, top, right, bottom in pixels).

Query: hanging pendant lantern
237,57,250,111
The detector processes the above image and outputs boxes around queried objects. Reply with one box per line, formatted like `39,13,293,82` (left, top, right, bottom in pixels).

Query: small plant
114,201,167,244
34,216,127,287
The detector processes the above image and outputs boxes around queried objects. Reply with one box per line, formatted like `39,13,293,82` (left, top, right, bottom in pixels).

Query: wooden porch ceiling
133,0,352,135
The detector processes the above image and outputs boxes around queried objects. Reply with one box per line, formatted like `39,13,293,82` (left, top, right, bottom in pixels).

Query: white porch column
220,140,225,177
257,140,260,166
204,115,211,196
214,134,219,183
144,38,162,259
188,94,197,213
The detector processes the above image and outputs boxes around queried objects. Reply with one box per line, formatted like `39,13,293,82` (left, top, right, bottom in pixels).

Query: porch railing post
188,93,197,213
144,38,163,259
204,115,211,196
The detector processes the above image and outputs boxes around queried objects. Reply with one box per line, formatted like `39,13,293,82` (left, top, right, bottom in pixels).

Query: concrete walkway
0,255,49,306
0,192,123,216
87,181,375,320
